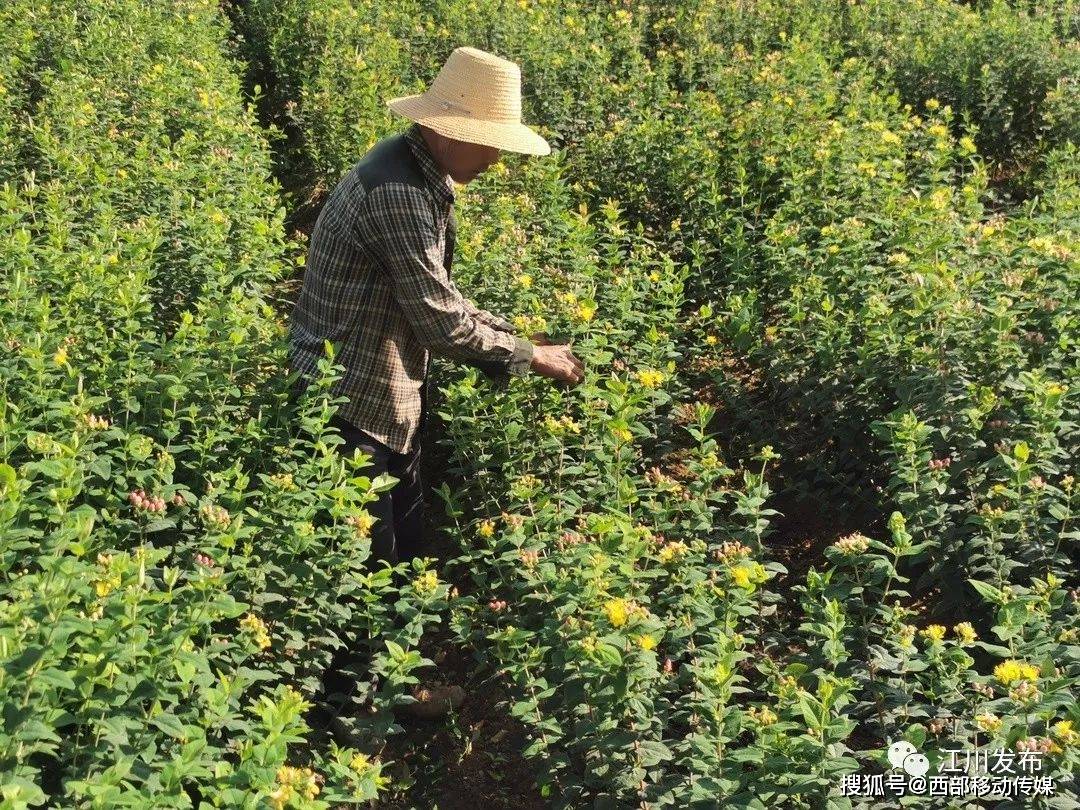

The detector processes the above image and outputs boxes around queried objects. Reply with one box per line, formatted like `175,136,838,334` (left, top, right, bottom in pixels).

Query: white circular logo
903,752,930,777
888,740,918,769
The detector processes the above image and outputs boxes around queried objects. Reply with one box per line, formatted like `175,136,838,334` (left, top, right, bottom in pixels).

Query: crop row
0,0,447,805
242,0,1078,805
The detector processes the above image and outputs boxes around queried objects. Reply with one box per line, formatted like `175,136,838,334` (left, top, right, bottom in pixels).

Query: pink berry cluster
1016,736,1057,754
200,503,230,529
129,489,166,513
488,599,508,612
193,552,216,568
555,530,585,550
987,419,1008,429
711,541,753,563
929,457,952,471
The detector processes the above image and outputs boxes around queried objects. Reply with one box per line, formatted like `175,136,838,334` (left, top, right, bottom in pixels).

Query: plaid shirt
288,123,533,453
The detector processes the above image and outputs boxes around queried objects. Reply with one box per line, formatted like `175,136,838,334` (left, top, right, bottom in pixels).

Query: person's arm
360,183,533,375
452,284,516,333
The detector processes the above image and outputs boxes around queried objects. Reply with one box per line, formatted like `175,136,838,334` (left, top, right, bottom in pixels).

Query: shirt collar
405,123,456,207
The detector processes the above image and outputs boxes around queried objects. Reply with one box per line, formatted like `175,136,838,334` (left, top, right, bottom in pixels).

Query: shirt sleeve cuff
507,335,534,376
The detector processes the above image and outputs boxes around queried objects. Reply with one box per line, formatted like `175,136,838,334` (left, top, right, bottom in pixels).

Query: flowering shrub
241,0,1079,804
6,0,1073,805
0,0,442,804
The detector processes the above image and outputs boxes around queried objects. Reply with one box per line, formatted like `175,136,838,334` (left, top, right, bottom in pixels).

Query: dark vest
350,133,456,275
346,132,493,412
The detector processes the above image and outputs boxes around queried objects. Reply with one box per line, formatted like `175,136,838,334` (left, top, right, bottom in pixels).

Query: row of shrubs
242,0,1077,605
0,0,447,805
242,0,1078,805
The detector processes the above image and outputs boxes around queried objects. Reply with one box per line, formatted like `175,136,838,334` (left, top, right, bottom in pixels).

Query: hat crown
428,46,522,124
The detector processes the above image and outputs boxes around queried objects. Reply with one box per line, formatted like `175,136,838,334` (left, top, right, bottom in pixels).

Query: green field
1,0,1077,807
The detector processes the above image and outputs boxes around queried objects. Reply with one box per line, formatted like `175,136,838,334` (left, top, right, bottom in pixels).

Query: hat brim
387,94,551,156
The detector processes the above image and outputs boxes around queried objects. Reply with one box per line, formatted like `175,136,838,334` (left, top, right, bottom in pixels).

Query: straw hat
386,46,550,156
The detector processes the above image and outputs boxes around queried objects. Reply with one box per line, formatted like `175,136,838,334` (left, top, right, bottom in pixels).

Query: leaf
150,713,187,740
593,642,623,667
36,668,77,692
905,723,926,749
725,747,764,764
370,473,399,494
636,739,672,767
6,645,45,678
967,578,1004,605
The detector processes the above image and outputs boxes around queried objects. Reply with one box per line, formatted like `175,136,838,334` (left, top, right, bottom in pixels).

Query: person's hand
530,343,584,385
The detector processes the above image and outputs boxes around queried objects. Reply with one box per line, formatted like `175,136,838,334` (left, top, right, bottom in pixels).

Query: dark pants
327,412,426,567
288,375,429,567
289,378,431,714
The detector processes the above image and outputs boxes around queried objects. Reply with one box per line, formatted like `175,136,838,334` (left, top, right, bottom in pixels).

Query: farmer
287,47,584,724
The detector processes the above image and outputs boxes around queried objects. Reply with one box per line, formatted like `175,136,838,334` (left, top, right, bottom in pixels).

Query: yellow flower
269,472,296,491
611,426,632,443
516,273,533,288
604,598,629,628
658,541,690,564
930,187,951,210
953,622,977,645
54,347,69,366
240,613,271,650
897,624,917,649
749,705,779,726
635,369,665,389
705,335,718,345
576,302,596,323
1053,720,1078,745
413,570,439,596
976,713,1002,733
346,511,375,538
94,578,115,598
350,752,375,775
925,98,941,111
731,566,752,589
273,765,319,807
477,519,495,538
920,625,947,643
994,659,1040,686
637,634,657,651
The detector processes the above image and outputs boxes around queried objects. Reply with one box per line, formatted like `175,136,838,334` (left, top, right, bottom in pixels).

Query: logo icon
887,740,929,777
